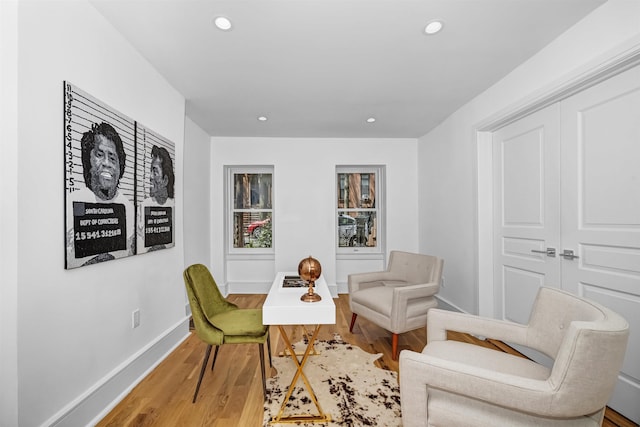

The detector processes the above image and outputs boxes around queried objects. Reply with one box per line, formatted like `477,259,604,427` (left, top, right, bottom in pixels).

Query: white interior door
493,104,561,323
560,65,640,423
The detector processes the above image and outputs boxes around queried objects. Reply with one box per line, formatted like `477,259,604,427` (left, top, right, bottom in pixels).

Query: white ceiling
91,0,606,138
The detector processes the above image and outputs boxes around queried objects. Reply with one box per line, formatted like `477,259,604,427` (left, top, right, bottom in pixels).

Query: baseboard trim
227,281,271,294
434,295,467,314
45,317,191,427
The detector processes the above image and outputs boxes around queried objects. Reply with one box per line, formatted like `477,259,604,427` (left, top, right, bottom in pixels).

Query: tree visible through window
337,167,381,253
229,168,273,250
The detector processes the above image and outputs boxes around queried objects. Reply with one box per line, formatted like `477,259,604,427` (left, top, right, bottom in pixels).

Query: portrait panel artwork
64,82,176,269
136,125,176,254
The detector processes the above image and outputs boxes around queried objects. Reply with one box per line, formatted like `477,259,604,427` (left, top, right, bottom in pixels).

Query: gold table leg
270,325,331,425
279,325,319,357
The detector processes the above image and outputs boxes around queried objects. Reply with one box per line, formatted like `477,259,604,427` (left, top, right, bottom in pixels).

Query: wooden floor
97,294,636,427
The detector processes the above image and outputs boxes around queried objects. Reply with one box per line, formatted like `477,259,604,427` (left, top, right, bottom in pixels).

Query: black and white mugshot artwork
64,83,136,269
136,127,176,254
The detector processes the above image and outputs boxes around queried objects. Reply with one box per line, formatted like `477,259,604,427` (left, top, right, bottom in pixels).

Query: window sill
336,251,384,261
226,252,275,261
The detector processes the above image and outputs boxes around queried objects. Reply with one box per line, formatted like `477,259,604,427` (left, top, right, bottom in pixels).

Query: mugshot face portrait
66,120,134,269
136,145,175,254
149,155,169,203
89,135,122,200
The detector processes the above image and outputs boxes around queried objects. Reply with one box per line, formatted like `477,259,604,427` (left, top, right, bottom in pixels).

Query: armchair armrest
348,270,402,292
399,349,556,418
394,281,439,298
427,309,529,347
391,282,440,330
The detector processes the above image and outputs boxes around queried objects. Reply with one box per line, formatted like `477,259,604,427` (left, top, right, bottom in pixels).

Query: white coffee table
263,272,336,424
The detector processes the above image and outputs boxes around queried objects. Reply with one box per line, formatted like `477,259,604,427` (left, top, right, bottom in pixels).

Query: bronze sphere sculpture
298,256,322,302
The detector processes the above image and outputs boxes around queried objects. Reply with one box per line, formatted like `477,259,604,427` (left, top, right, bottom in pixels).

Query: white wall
1,1,19,426
14,2,188,426
211,137,419,294
184,117,212,269
418,0,640,315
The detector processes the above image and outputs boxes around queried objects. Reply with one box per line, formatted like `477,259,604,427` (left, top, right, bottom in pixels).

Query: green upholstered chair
184,263,271,403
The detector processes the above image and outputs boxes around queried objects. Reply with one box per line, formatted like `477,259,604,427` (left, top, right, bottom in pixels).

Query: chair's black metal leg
267,333,272,368
210,345,220,371
193,344,212,403
259,344,267,401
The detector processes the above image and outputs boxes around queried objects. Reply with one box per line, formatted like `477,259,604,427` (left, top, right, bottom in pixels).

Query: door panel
503,267,545,324
560,65,640,423
583,285,640,423
493,66,639,423
493,104,561,320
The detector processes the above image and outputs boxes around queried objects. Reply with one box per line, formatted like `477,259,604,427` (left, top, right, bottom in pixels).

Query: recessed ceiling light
366,117,376,123
257,116,268,122
424,20,443,35
213,16,232,31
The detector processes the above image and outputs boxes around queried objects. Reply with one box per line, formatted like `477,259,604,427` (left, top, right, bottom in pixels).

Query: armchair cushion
351,287,393,316
424,341,551,380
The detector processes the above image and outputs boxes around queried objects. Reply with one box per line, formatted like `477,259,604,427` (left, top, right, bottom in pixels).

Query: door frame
475,36,640,318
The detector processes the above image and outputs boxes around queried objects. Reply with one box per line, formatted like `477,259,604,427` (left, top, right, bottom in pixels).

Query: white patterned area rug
263,335,402,426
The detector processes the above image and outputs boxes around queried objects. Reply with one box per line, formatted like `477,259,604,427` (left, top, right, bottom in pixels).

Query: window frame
336,165,384,257
225,165,275,256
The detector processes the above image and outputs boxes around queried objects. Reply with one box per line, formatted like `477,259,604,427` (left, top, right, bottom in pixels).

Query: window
227,166,273,253
336,166,383,254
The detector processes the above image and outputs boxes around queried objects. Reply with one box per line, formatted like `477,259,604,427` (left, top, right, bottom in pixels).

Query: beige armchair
348,250,444,360
399,287,629,427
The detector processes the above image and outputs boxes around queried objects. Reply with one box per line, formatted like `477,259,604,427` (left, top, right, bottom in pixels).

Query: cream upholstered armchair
399,287,629,427
348,250,444,360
